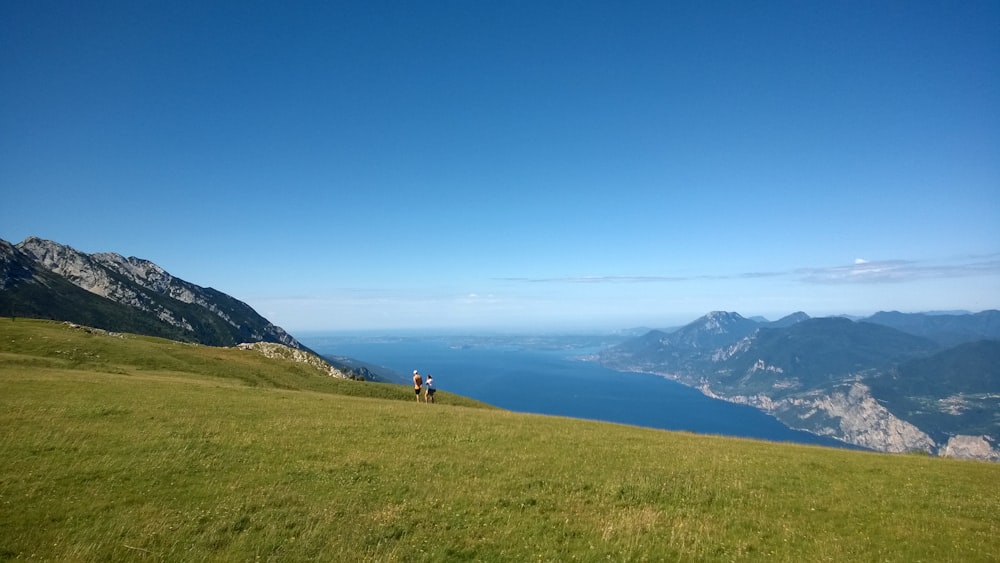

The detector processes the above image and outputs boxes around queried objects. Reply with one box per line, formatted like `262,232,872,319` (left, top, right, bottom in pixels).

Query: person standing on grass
412,370,423,402
424,374,436,403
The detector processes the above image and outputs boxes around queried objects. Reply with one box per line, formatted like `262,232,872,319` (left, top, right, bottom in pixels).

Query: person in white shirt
424,374,436,403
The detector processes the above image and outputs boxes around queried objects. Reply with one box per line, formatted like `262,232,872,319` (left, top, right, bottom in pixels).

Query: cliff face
18,238,196,331
731,383,937,453
3,237,304,350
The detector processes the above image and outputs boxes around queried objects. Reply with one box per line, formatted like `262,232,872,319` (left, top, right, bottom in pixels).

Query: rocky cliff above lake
599,311,1000,461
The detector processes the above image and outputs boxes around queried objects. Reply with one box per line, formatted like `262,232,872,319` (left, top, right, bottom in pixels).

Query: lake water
301,335,856,450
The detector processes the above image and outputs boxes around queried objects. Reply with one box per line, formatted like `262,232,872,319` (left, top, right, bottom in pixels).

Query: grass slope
1,319,998,561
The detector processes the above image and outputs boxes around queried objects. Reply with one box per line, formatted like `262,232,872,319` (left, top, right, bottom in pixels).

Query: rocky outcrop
19,238,120,297
787,383,936,453
725,383,936,453
939,435,1000,461
237,342,349,379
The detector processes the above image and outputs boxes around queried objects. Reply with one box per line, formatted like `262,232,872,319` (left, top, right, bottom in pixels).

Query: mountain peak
770,311,810,328
704,310,745,322
698,311,749,331
663,311,759,350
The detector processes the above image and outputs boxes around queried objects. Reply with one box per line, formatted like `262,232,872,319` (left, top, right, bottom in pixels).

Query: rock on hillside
237,342,349,379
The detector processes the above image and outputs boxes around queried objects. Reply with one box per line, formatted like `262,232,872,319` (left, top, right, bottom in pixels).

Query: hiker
424,374,436,403
412,370,423,402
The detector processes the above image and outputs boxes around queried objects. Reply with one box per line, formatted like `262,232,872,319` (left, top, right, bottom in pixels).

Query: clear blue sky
3,1,998,332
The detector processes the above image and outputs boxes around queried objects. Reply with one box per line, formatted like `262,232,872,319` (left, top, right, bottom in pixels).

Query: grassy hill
2,319,998,561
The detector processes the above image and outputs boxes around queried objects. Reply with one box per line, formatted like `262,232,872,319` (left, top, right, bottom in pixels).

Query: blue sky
2,1,998,332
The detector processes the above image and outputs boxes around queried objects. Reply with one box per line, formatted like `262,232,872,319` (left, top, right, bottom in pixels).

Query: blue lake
301,335,857,450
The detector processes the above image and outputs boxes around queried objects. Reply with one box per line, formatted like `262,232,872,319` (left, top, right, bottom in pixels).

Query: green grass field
1,319,998,561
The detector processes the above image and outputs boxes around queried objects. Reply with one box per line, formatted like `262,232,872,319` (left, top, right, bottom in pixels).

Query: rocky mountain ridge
1,237,302,350
599,311,1000,461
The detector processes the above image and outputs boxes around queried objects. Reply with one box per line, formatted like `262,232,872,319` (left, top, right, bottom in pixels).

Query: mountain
768,311,811,328
605,311,811,375
867,340,1000,444
668,310,760,348
1,237,303,350
715,317,938,385
863,310,1000,347
599,311,999,461
607,312,754,369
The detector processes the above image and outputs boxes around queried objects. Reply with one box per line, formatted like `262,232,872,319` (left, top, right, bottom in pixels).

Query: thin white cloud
457,293,502,305
496,272,783,283
496,254,1000,286
799,255,1000,284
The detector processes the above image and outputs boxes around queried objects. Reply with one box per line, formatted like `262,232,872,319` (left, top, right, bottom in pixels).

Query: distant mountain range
598,310,1000,461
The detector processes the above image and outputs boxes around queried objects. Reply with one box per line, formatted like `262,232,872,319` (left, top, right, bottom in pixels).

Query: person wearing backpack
412,370,423,402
